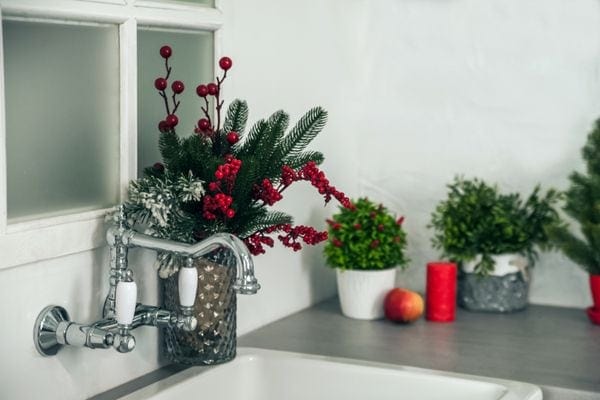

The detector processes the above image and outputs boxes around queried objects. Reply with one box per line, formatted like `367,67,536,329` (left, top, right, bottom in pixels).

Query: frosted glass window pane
138,29,213,174
3,20,120,223
160,0,214,6
178,0,214,5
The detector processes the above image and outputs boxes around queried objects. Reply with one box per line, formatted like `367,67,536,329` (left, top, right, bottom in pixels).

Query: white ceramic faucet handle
178,265,198,307
115,281,137,325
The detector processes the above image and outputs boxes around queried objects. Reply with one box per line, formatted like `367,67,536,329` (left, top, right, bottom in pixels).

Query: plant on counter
547,119,600,276
324,197,408,270
125,46,351,277
429,177,562,275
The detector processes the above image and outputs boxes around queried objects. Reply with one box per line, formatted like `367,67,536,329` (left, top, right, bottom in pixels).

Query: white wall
353,0,600,307
1,0,599,398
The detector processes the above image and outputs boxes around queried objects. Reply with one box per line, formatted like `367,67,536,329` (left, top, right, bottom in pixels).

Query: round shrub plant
324,198,409,270
429,177,562,275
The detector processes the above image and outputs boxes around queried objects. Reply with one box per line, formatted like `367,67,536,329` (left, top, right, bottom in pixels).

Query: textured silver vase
162,248,237,365
457,270,529,313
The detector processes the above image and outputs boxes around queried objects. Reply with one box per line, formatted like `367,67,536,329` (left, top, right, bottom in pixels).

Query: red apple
384,288,424,323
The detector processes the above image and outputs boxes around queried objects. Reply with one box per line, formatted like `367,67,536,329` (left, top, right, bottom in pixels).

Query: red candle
426,262,457,322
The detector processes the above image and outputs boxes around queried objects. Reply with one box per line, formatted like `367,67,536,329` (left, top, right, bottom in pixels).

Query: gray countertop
94,299,600,400
239,299,600,399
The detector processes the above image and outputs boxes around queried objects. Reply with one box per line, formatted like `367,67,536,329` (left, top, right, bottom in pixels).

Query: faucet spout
124,231,260,294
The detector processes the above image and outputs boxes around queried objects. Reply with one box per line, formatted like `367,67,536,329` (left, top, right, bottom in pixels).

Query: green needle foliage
547,119,600,275
137,99,327,241
125,50,352,276
324,198,408,270
429,177,562,275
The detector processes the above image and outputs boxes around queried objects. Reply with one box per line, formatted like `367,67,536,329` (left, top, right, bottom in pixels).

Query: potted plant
324,198,409,320
547,119,600,324
429,177,561,312
125,47,351,365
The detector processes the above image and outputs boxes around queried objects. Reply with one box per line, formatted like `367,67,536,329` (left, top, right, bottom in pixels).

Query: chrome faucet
33,206,260,356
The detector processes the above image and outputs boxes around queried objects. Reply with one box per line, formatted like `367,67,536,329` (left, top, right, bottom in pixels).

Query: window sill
0,209,109,270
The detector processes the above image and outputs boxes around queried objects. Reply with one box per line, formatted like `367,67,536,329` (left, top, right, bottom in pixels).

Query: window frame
0,0,222,270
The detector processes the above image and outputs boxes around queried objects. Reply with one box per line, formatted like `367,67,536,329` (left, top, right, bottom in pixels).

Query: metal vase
161,248,237,365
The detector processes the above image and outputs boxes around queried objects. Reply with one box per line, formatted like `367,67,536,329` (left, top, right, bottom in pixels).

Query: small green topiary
324,198,409,270
429,177,562,275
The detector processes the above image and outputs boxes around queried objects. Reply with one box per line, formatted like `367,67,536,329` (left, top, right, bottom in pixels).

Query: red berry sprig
280,162,352,209
244,224,328,256
154,45,184,133
196,56,234,138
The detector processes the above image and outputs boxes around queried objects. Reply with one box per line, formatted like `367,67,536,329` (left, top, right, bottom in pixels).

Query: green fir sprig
547,119,600,275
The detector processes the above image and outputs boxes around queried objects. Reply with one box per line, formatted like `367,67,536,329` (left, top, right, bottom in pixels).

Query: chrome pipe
124,231,260,294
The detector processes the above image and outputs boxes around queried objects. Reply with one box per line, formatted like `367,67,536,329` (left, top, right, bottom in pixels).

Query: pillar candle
426,262,457,322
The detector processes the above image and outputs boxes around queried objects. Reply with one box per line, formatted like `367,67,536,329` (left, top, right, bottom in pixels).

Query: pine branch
179,135,213,176
231,156,261,211
283,150,324,169
547,225,599,273
223,99,249,136
257,111,290,178
564,173,600,224
582,118,600,176
235,119,269,158
273,107,327,162
267,110,289,144
238,210,293,238
159,132,182,171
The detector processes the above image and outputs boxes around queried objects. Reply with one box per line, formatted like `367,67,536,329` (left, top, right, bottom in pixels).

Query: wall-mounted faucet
33,206,260,356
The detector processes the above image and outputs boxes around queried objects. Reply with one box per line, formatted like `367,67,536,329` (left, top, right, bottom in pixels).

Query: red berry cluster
281,162,352,209
281,165,297,186
244,224,328,256
278,224,328,251
244,233,275,256
299,162,352,208
202,193,234,220
215,157,241,181
202,157,242,220
253,178,283,206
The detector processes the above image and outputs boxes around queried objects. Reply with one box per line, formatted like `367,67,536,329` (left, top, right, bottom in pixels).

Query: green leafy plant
324,198,408,270
429,177,562,275
547,119,600,275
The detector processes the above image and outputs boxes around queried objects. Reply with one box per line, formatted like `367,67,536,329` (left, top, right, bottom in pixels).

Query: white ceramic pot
336,268,397,320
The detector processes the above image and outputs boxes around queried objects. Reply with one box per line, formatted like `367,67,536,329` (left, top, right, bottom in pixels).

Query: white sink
121,348,542,400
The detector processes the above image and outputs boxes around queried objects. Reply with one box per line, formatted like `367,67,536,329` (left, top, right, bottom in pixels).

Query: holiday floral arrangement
324,198,408,270
125,46,351,277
